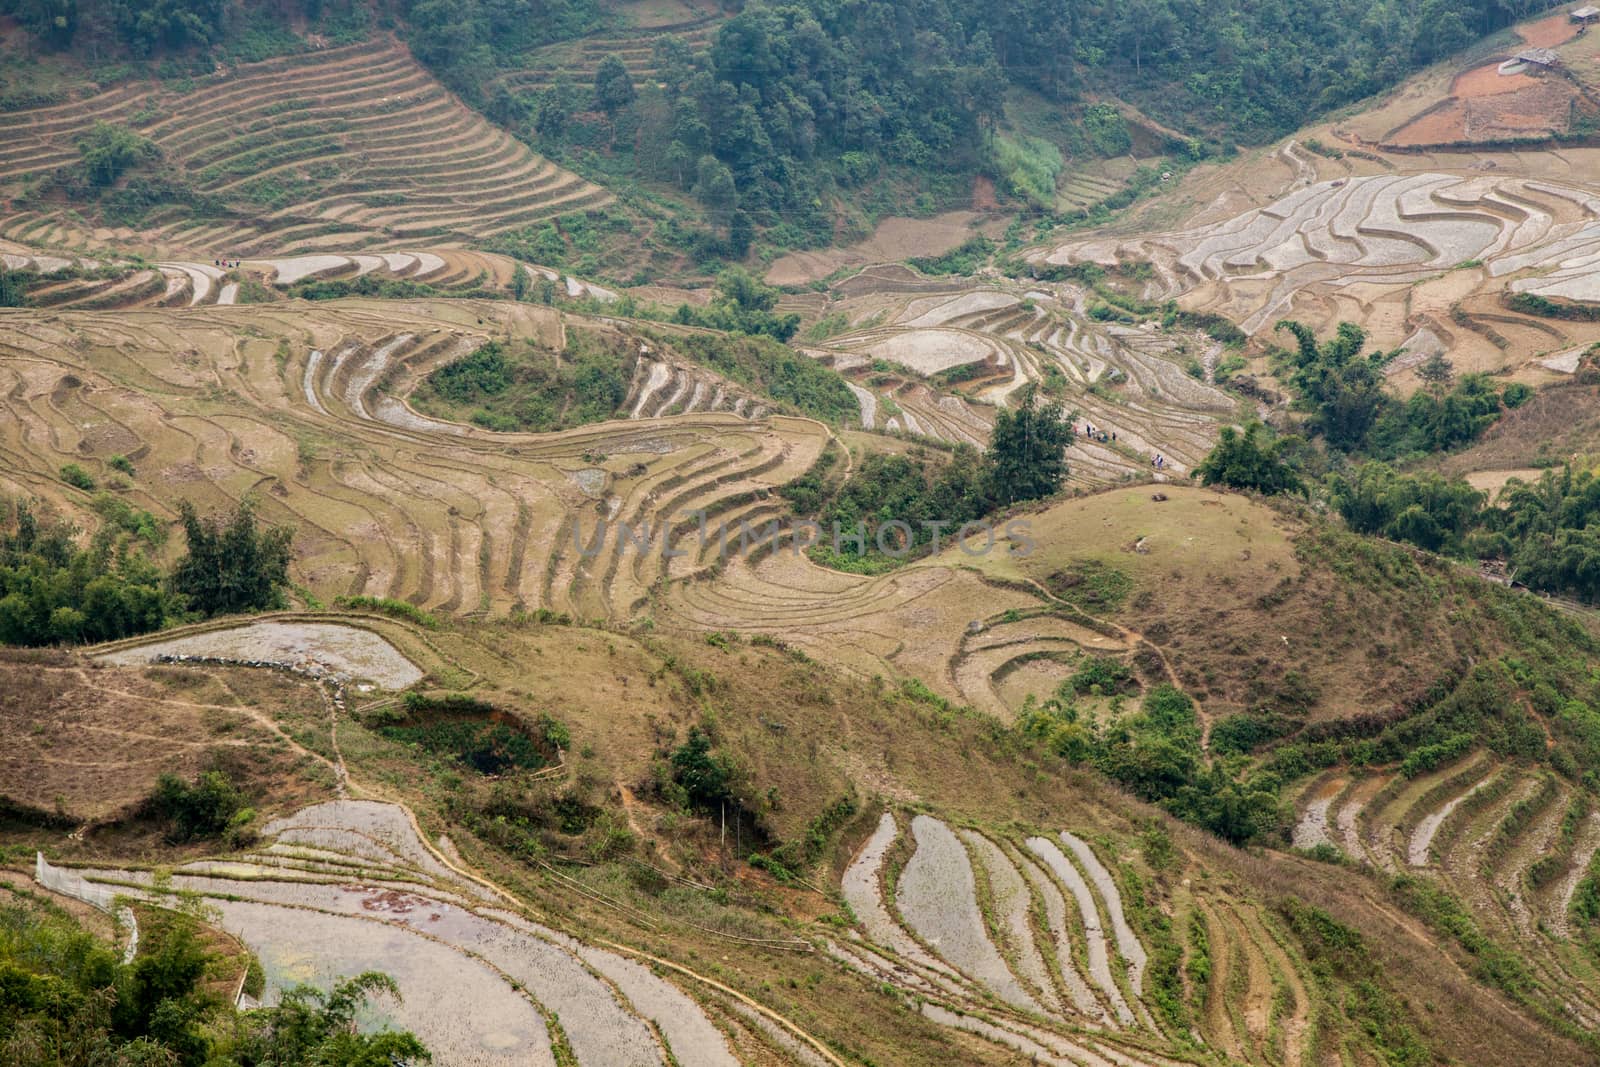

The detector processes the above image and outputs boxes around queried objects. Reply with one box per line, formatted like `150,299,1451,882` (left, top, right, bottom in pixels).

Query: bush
1069,655,1136,696
59,464,95,491
148,770,244,842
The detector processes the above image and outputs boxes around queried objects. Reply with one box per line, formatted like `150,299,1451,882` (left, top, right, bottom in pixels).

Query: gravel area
629,362,672,418
575,947,739,1067
1292,778,1345,851
902,291,1019,328
345,334,416,420
1408,775,1494,867
1013,848,1106,1022
846,383,877,429
58,793,747,1065
961,831,1062,1014
264,801,472,890
841,813,958,976
863,330,996,374
99,622,424,688
267,255,350,285
222,898,554,1065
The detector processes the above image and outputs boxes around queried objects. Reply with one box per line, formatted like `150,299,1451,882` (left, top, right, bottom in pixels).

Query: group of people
1078,421,1171,471
213,258,240,269
1080,422,1116,444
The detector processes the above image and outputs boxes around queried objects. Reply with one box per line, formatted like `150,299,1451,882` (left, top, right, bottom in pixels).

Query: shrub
148,770,244,842
59,464,95,491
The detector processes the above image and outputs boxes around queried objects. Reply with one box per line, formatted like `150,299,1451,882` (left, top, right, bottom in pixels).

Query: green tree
985,384,1072,505
170,500,293,617
0,498,174,647
671,727,737,809
1193,421,1304,495
231,971,430,1065
1274,320,1394,452
1416,351,1454,392
1330,463,1484,554
594,54,636,115
75,122,158,186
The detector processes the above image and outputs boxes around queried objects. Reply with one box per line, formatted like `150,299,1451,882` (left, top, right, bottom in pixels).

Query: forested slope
0,0,1557,256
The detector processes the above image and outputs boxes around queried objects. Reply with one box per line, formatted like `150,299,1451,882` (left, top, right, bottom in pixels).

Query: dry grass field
0,299,825,622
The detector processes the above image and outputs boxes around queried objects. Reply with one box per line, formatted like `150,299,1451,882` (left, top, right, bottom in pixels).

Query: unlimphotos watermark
567,512,1035,560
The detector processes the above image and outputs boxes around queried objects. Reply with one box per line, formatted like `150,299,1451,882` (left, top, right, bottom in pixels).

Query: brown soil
0,653,334,823
765,211,1000,286
1387,60,1576,146
1389,101,1469,146
971,175,999,212
1454,64,1540,99
1518,13,1581,49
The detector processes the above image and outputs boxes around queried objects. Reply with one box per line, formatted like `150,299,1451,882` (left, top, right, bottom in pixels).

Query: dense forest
469,0,1550,244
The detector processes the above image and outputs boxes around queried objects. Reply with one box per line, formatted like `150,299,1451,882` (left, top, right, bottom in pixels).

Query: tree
594,54,636,115
170,500,293,617
233,971,430,1065
691,154,738,228
1193,421,1304,495
671,727,736,809
1417,351,1454,392
1274,320,1395,452
985,385,1072,505
75,122,157,187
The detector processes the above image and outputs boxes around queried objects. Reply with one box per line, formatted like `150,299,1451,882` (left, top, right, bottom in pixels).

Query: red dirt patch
1518,13,1580,49
1389,101,1468,145
1453,63,1540,99
1388,67,1577,146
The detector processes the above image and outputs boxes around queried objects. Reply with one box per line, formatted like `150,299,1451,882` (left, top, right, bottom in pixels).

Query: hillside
0,35,613,257
14,4,1600,1066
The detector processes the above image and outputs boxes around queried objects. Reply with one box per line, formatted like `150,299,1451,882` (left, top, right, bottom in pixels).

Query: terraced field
40,798,745,1066
1036,160,1600,380
0,299,820,622
1290,755,1600,1025
838,811,1334,1065
494,15,723,96
800,265,1237,485
0,36,611,256
0,244,623,310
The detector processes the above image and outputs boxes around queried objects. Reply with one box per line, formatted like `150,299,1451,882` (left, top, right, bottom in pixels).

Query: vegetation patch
411,334,638,434
373,692,568,776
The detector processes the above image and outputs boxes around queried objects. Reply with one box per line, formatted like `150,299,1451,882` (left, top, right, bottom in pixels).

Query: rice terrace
14,2,1600,1066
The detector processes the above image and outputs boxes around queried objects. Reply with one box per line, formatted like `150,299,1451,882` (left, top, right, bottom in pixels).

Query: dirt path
75,669,345,784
